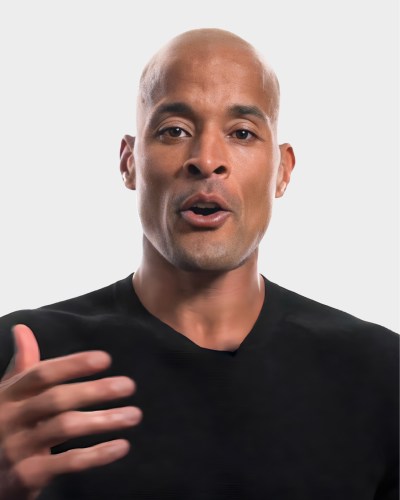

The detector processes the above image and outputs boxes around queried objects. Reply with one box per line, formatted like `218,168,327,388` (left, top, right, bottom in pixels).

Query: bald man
0,29,398,500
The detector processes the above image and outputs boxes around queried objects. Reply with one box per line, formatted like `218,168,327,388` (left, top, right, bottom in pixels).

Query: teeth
192,202,219,209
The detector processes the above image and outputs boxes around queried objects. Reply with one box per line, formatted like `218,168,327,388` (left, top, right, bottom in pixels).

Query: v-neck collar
116,273,286,356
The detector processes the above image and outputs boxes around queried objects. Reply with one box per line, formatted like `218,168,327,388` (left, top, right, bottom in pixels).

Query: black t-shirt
0,275,398,500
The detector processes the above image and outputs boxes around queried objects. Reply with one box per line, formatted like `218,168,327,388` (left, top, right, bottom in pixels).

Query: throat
157,278,265,352
132,260,265,352
186,334,244,352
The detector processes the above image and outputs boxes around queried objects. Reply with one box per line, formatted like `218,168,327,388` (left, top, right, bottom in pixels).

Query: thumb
3,324,40,380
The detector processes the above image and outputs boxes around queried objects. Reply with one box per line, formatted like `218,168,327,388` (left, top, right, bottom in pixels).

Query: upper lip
179,193,231,212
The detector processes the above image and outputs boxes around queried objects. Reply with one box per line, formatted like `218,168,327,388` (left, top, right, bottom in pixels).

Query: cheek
242,164,276,206
135,152,174,233
240,166,277,235
136,144,178,190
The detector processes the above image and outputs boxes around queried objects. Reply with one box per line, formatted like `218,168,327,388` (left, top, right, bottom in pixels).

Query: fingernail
110,377,134,393
106,440,130,457
116,407,142,424
87,351,111,368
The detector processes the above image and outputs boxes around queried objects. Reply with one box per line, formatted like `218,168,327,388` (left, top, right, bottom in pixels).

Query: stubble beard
162,231,261,273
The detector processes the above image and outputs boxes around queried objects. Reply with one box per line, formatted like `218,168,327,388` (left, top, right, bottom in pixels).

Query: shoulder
267,278,399,370
0,274,134,374
270,278,398,336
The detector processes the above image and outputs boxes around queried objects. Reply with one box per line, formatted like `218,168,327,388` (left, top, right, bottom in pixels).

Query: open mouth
178,193,231,228
189,203,222,216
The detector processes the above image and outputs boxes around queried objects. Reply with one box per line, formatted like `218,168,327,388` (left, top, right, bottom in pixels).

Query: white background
0,0,398,332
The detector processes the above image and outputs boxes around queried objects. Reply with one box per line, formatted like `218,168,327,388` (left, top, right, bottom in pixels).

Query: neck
132,240,265,351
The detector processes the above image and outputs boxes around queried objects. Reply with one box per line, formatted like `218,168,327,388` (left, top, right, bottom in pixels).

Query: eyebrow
149,102,194,128
148,102,268,127
227,104,267,122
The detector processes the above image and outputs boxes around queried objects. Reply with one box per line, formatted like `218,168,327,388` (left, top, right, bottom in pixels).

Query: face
124,43,294,272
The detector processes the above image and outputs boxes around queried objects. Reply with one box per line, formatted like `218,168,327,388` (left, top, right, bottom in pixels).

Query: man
0,28,398,500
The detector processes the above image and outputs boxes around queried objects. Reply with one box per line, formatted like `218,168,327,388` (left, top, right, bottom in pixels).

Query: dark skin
0,29,295,498
121,29,295,350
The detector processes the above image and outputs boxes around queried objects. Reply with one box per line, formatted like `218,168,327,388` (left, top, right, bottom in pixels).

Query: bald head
137,28,280,128
122,28,296,275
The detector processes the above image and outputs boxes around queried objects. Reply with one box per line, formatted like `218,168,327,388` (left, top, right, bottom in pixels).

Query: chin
166,242,254,273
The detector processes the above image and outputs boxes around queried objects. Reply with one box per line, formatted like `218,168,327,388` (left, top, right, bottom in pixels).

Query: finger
2,325,40,382
0,448,35,500
4,351,112,401
15,439,130,491
7,407,142,462
12,376,136,430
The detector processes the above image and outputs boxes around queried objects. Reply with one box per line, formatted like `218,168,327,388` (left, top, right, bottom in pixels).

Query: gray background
0,0,398,332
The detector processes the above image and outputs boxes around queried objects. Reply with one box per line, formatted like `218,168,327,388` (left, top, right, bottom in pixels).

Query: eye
232,129,255,140
159,127,189,138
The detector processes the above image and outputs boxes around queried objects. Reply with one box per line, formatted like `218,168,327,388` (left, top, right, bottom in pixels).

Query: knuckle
44,386,65,412
0,374,23,399
16,455,50,490
28,366,50,388
55,412,79,437
0,402,14,431
82,380,102,399
9,462,31,490
1,434,20,463
65,450,87,472
1,439,13,462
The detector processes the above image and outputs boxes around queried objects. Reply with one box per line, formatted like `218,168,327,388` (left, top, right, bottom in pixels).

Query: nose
182,131,230,178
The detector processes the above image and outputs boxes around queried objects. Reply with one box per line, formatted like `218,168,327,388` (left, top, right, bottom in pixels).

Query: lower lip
179,210,231,228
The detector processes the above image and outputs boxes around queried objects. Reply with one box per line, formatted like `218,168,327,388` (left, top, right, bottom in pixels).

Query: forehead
140,46,273,119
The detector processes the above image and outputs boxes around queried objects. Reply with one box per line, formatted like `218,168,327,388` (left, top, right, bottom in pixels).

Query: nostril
214,166,226,175
185,164,227,176
188,164,201,175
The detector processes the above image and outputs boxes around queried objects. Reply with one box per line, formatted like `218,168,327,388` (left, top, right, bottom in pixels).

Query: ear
275,143,295,198
120,134,136,190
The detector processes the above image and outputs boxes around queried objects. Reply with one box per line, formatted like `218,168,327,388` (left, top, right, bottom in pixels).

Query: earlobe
120,134,136,190
275,143,295,198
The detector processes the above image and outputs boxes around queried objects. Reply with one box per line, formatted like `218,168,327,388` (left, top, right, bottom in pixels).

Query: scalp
137,28,280,127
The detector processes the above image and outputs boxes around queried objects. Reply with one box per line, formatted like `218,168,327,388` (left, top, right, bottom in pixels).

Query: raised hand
0,324,142,500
